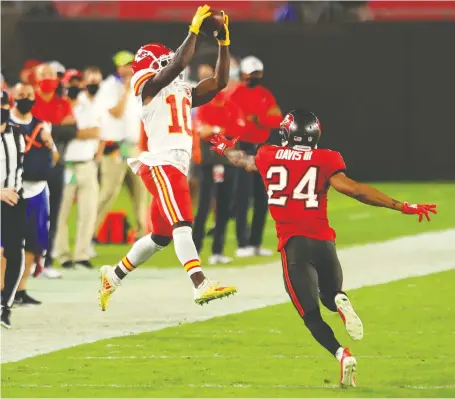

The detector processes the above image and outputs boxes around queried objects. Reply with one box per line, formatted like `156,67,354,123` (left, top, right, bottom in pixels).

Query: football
200,10,224,38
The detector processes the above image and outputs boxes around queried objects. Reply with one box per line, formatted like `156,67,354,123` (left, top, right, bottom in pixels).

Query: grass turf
2,270,454,398
66,182,454,267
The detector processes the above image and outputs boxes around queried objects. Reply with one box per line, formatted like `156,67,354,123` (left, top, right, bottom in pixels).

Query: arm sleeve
51,124,78,142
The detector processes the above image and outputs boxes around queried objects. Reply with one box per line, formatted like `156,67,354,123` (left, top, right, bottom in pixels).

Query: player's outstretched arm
142,5,211,102
330,173,437,222
192,11,230,108
210,134,258,171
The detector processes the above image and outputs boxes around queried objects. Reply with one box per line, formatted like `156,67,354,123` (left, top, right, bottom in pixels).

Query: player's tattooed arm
224,148,258,172
143,33,198,102
330,173,404,211
192,46,230,108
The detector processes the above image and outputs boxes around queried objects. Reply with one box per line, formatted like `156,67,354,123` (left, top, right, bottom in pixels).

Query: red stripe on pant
281,249,305,317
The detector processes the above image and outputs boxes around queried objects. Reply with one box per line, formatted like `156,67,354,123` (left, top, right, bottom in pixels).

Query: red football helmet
132,43,174,75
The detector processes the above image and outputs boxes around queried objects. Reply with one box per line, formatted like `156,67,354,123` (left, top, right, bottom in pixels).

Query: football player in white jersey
99,5,237,311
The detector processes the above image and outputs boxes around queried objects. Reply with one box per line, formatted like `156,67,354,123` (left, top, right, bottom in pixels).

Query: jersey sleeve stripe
328,168,347,179
134,72,155,96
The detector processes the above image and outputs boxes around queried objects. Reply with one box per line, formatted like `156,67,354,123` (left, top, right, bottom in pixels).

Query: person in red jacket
228,55,282,258
192,63,246,264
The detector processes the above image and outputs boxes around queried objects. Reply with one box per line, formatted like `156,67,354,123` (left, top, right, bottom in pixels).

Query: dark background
2,19,454,181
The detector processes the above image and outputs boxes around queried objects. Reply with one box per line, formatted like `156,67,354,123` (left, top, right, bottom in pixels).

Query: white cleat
254,247,273,256
41,267,62,279
340,348,357,388
335,293,364,340
208,254,233,265
99,265,120,311
235,246,255,258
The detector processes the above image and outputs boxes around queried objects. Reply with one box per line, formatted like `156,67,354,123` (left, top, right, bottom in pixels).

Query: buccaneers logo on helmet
280,113,295,134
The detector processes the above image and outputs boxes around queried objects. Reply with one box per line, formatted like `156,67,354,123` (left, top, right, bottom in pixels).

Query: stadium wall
2,20,454,181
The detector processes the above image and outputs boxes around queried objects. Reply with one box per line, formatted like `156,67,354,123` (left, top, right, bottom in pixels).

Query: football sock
303,309,342,357
114,235,165,279
172,226,203,277
335,347,345,362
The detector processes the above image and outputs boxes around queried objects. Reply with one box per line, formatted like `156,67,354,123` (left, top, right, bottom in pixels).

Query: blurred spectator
275,1,302,22
55,66,102,269
228,55,282,258
62,68,83,101
192,63,246,264
10,82,58,303
32,63,76,276
93,50,145,245
19,59,41,88
49,61,66,97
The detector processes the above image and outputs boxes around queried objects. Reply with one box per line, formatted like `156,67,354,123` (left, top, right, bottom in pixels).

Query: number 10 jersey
255,144,347,250
129,79,194,176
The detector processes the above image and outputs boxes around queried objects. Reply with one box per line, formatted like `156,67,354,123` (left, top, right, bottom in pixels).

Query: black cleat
61,261,74,269
75,260,94,269
15,290,42,306
1,307,11,329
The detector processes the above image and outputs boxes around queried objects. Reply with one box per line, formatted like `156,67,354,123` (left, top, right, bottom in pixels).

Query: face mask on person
1,108,10,125
15,98,35,115
86,83,100,96
55,82,64,97
39,78,59,93
67,86,81,100
246,77,262,88
229,68,239,80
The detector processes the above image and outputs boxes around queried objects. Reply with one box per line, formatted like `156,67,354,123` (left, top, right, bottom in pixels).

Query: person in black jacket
0,90,26,328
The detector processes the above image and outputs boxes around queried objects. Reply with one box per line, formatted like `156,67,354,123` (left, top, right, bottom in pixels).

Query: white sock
116,234,164,276
335,347,345,362
172,226,203,277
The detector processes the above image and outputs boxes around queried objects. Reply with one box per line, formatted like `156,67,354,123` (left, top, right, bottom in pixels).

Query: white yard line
1,229,454,364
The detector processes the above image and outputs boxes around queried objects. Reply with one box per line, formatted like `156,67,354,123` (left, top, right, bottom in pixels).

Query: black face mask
86,83,100,96
1,109,10,125
15,98,35,115
67,86,82,100
55,83,64,97
246,77,262,88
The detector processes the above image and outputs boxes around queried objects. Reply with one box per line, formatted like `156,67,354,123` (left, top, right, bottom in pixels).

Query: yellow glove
189,5,212,35
217,11,230,46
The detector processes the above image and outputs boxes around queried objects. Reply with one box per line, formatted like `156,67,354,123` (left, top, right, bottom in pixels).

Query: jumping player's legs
99,163,236,311
281,236,342,357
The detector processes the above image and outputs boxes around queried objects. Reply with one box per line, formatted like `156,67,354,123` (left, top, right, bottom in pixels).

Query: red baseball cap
62,69,82,85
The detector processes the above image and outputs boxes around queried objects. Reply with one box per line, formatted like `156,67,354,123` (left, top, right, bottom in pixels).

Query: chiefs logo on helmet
280,113,295,133
131,43,174,96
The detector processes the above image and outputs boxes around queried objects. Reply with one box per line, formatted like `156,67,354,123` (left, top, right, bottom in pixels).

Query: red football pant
138,163,193,237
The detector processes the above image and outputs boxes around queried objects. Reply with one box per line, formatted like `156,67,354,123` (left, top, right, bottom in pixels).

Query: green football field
2,182,454,398
68,181,453,267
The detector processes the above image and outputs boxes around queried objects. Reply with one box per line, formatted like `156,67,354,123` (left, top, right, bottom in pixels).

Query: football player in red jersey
211,109,437,387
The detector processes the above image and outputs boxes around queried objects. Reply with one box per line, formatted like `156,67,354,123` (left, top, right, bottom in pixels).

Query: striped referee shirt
0,125,25,194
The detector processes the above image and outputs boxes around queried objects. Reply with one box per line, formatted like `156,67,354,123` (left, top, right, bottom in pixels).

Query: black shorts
280,235,343,317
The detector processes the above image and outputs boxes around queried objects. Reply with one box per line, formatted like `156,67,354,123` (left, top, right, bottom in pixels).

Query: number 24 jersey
255,145,347,250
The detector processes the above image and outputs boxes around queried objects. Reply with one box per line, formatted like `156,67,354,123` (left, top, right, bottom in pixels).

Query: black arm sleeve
51,124,77,142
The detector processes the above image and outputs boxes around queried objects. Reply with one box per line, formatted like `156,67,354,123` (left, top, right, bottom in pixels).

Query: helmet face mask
132,43,174,76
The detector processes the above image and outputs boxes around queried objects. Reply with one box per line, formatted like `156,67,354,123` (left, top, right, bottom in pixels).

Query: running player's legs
315,240,364,341
316,241,343,312
281,236,342,357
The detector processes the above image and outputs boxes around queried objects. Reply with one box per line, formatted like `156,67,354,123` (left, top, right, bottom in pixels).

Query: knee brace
151,233,172,247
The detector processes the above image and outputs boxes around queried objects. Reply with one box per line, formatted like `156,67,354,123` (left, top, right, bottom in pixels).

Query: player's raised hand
189,5,212,35
402,202,437,222
217,11,230,46
210,134,238,155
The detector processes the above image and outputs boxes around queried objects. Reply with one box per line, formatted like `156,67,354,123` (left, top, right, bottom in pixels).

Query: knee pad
151,234,172,247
